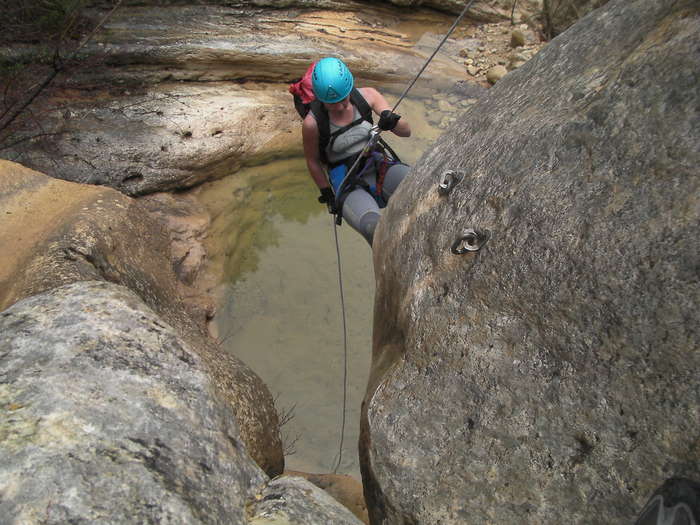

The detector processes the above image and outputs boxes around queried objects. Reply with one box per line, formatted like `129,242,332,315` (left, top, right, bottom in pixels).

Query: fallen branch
0,0,123,134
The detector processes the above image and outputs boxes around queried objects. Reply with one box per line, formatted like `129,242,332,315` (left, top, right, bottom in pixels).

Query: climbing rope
329,0,477,473
337,0,478,191
391,0,479,114
331,219,349,474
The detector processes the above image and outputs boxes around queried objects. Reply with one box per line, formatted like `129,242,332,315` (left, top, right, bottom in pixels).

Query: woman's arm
301,114,330,189
360,87,411,137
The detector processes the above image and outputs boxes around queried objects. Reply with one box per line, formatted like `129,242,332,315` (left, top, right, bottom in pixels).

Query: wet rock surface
0,160,284,476
364,0,700,523
0,281,359,524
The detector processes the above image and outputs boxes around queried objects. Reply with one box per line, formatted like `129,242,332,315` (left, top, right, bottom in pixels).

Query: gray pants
341,163,409,246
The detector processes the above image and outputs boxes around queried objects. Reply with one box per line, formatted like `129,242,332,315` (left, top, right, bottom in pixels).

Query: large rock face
0,160,284,475
0,281,363,524
362,0,699,523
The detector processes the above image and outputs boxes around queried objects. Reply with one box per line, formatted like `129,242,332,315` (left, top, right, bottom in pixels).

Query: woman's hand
378,109,402,131
361,87,411,137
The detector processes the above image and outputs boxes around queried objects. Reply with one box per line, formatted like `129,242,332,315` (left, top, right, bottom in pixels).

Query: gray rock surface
0,281,267,524
248,476,364,524
0,282,363,524
0,160,285,476
363,0,700,523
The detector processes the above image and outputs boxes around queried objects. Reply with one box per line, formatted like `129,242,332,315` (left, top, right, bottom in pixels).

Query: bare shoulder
302,113,318,134
358,87,380,102
358,87,390,114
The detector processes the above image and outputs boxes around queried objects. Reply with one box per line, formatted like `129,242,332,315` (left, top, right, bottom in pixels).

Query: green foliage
0,59,25,78
3,0,90,44
0,48,54,70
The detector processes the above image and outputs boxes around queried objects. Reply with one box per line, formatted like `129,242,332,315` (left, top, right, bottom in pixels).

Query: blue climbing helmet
312,57,354,104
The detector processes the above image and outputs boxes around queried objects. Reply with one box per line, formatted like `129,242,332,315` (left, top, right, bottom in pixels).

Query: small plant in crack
274,395,300,457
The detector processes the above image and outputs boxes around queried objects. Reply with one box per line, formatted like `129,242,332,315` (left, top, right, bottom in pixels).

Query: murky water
195,77,466,477
196,156,372,476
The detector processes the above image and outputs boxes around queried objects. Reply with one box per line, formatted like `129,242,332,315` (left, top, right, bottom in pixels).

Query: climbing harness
332,130,396,221
329,0,479,473
330,0,479,214
375,151,390,200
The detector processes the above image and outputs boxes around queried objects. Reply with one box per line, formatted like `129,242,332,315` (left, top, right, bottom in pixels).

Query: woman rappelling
292,57,411,245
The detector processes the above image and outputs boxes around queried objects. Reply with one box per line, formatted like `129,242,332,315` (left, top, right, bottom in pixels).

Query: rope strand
331,218,349,474
391,0,478,114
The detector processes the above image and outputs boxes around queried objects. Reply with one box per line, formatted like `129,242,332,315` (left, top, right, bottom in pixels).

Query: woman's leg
381,163,410,200
341,187,381,246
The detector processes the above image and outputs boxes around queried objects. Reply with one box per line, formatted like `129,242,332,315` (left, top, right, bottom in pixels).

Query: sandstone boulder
0,160,284,475
510,28,526,47
363,0,699,523
0,281,362,524
486,64,508,83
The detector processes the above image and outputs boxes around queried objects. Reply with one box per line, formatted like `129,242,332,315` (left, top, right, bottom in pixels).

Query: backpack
289,62,374,166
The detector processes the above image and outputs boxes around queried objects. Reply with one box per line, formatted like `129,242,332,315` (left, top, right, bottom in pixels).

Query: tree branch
0,0,122,134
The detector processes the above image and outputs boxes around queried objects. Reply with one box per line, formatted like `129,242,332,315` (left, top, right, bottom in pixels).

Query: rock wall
0,2,500,195
0,160,284,476
242,0,543,22
0,281,363,524
362,0,699,523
